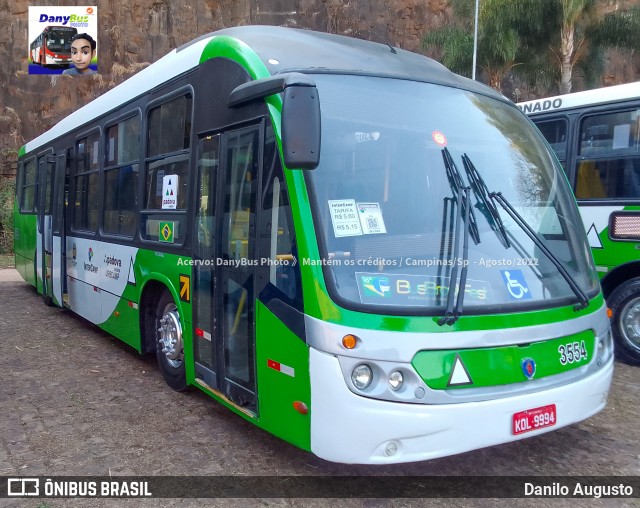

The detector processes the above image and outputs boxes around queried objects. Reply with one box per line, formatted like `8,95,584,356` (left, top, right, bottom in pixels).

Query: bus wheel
608,278,640,366
155,290,189,391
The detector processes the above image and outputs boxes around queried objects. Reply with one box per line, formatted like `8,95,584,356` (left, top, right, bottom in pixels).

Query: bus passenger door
36,153,54,304
193,134,221,391
51,152,68,306
193,125,259,414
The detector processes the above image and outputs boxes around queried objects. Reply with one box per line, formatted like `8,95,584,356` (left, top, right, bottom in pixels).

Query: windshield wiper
438,149,474,325
443,148,480,244
461,154,510,248
490,191,589,310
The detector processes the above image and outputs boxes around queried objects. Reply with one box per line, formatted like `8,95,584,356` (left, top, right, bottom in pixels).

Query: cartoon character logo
521,358,536,380
88,247,94,262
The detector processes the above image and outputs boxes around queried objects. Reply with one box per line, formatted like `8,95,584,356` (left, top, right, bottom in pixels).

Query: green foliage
589,8,640,50
423,25,474,76
0,177,15,254
423,0,556,88
422,0,640,95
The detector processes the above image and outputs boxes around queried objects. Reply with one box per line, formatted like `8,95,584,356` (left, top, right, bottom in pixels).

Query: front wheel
155,290,189,391
608,278,640,366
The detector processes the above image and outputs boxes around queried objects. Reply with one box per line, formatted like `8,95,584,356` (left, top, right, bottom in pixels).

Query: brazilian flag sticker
159,221,175,243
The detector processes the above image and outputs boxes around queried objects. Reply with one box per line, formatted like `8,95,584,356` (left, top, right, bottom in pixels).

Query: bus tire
154,290,189,391
608,278,640,366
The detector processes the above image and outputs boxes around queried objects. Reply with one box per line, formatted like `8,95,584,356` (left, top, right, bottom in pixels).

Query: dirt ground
0,268,639,508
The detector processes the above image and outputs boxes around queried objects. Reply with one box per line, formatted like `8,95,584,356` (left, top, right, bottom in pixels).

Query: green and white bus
519,83,640,365
14,26,613,464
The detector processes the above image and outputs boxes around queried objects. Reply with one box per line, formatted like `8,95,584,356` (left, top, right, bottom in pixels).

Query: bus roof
24,25,507,155
518,81,640,116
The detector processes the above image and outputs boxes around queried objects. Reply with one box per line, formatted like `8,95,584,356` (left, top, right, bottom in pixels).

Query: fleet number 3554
558,340,588,365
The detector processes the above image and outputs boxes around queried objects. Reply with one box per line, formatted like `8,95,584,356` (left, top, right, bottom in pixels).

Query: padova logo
161,175,178,210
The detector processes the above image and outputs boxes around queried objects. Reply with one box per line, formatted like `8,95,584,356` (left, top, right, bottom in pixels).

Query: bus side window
21,158,37,213
142,94,192,243
104,115,140,237
576,109,640,200
258,128,302,311
72,132,100,232
534,118,568,166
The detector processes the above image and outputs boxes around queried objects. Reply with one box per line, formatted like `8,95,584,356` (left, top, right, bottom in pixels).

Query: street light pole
472,0,479,80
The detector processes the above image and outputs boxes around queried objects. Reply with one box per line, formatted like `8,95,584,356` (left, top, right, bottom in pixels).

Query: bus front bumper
309,348,613,464
46,56,71,66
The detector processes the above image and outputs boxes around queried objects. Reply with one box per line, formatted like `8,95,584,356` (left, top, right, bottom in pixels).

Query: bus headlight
388,370,404,391
351,364,373,390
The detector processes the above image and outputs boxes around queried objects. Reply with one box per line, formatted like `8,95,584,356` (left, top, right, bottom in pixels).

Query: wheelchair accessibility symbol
500,270,531,300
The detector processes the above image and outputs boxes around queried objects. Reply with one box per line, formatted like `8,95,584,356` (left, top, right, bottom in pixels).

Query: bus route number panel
512,404,557,435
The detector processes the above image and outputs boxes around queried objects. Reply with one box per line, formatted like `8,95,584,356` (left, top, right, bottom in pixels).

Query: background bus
30,25,77,67
519,82,640,365
14,26,613,464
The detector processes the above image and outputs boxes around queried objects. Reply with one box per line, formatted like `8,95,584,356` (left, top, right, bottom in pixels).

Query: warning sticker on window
328,200,362,237
357,202,386,234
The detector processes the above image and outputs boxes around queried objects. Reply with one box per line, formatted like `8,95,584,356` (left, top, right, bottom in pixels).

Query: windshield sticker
432,130,448,147
500,270,531,300
356,272,490,306
328,200,363,237
357,202,387,235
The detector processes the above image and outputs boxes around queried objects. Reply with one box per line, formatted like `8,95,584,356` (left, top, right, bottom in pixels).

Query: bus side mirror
281,85,320,170
229,72,321,170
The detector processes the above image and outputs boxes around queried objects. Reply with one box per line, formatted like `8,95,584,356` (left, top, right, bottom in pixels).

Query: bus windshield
306,75,599,314
46,29,75,52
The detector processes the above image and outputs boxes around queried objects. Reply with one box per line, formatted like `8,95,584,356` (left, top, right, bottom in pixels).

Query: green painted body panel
412,329,595,390
200,35,271,81
12,199,36,286
94,249,193,356
98,295,142,350
588,205,640,275
301,290,605,334
253,300,311,451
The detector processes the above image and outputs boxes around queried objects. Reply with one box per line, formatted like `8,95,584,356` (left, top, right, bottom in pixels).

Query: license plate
512,404,556,435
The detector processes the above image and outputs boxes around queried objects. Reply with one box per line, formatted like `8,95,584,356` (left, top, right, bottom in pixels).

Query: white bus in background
519,82,640,365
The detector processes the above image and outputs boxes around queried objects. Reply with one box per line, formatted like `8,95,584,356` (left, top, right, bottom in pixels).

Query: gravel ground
0,269,638,508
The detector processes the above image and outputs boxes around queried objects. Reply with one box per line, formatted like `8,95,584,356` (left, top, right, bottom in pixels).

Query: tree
423,0,640,95
422,0,556,91
544,1,640,93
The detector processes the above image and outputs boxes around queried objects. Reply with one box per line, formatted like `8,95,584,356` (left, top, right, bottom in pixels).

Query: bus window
142,94,192,243
73,132,100,232
534,118,568,167
104,115,140,236
258,126,302,309
21,158,37,213
575,109,640,199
